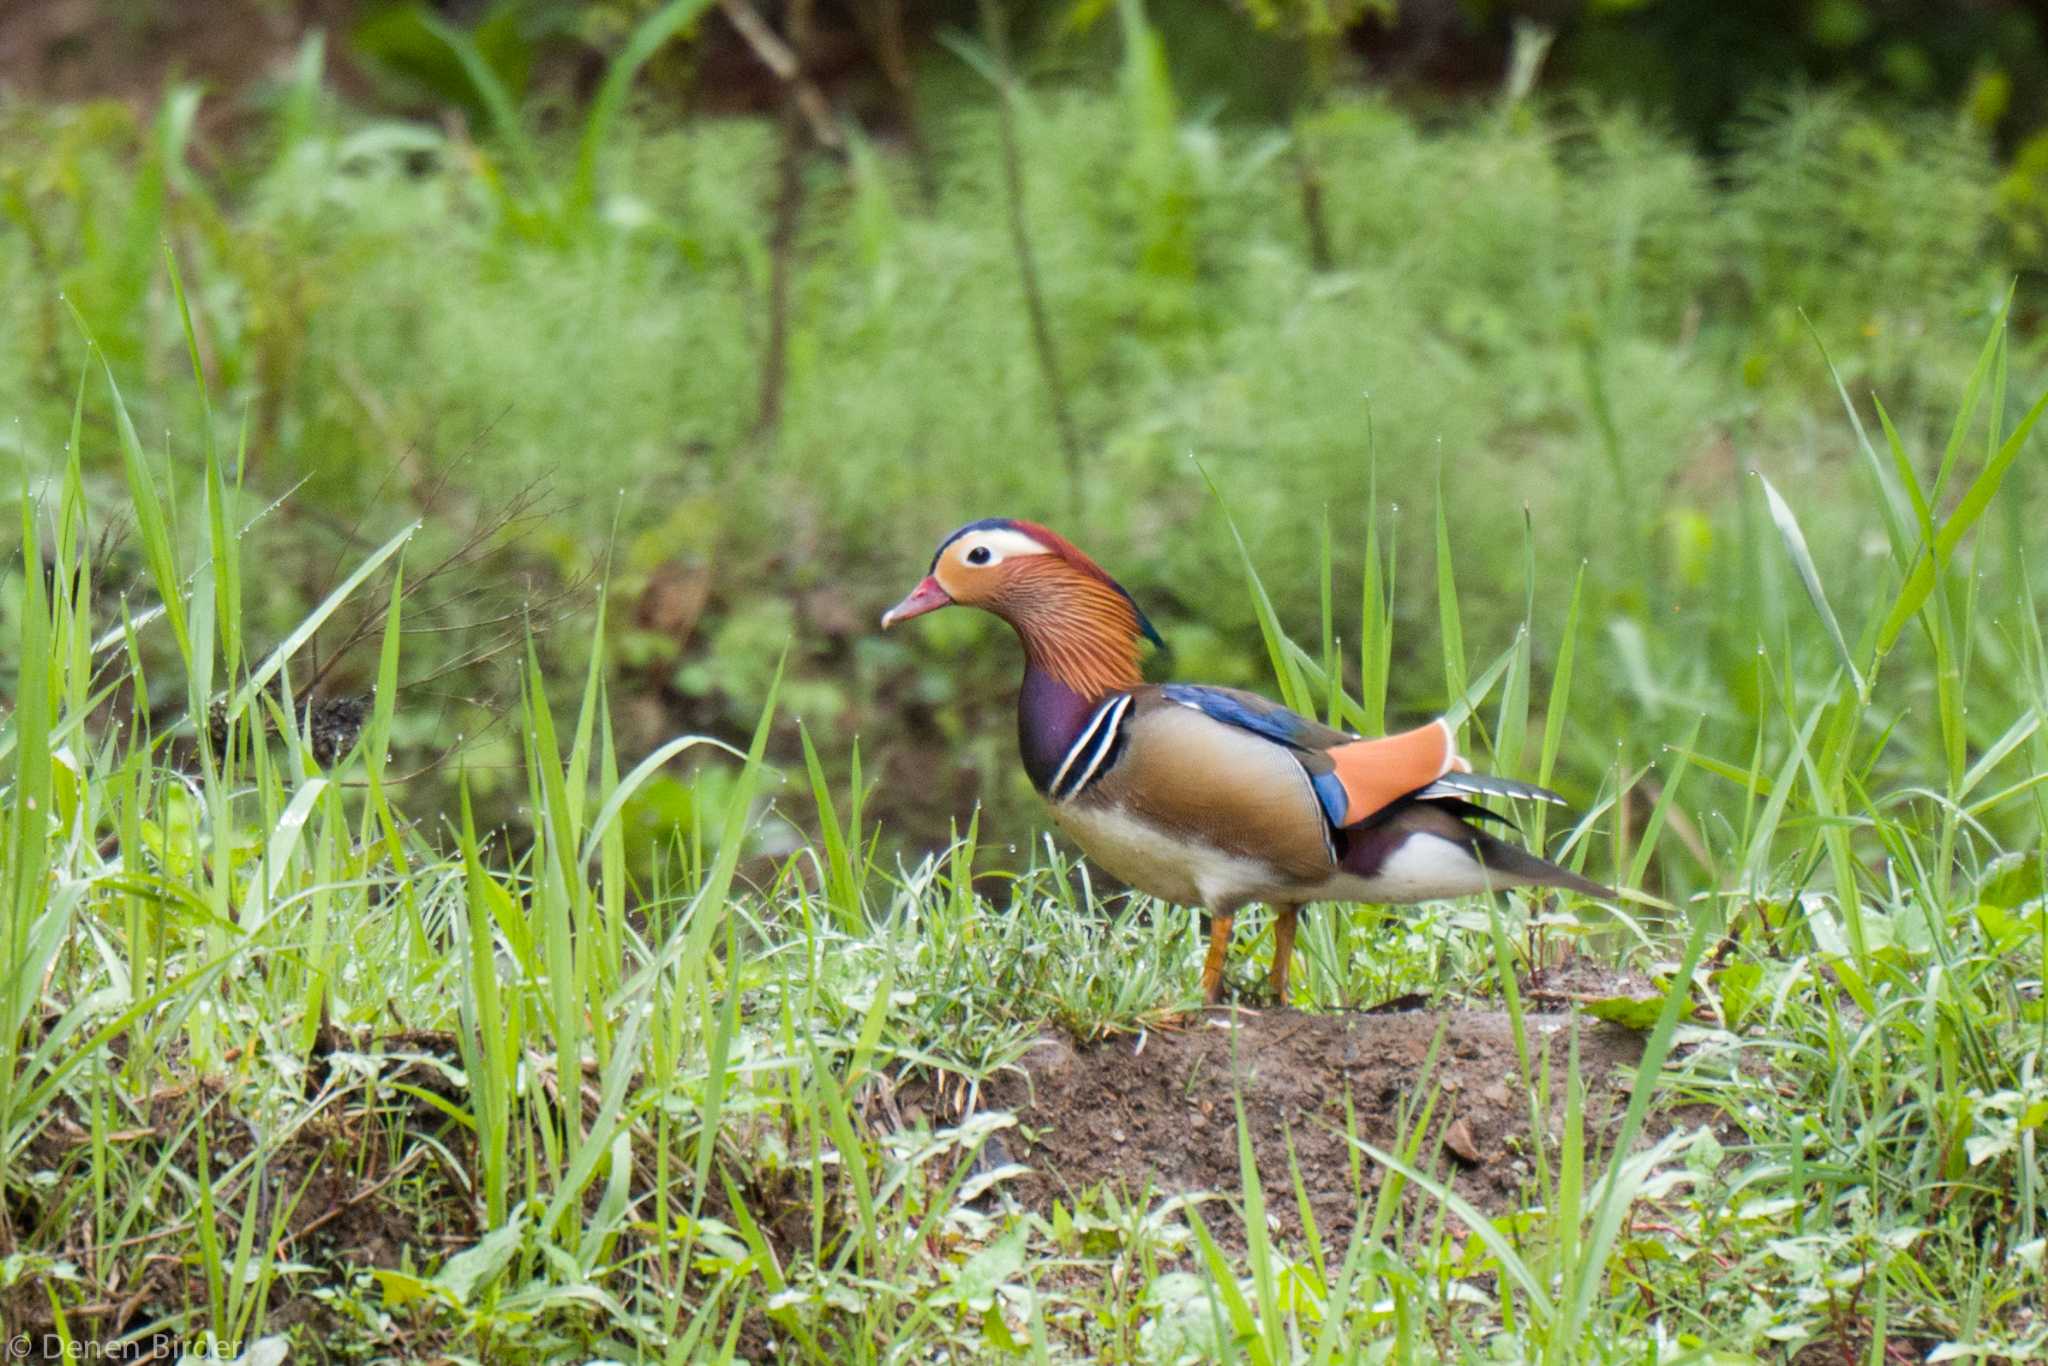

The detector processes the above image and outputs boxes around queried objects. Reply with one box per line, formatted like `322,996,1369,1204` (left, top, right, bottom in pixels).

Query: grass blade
571,0,717,225
233,520,420,715
1755,471,1864,700
1435,468,1467,709
1198,459,1313,713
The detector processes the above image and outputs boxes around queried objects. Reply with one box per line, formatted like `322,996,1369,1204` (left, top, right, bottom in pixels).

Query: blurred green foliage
1,5,2043,855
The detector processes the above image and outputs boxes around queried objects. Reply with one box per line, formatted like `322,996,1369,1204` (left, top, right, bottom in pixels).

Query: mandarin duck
882,518,1609,1005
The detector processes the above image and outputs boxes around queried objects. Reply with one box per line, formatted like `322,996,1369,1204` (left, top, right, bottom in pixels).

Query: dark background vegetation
11,2,2048,148
5,0,2048,872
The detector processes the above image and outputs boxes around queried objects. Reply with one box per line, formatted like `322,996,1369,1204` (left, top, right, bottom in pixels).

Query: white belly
1316,832,1498,903
1050,801,1285,911
1052,804,1498,911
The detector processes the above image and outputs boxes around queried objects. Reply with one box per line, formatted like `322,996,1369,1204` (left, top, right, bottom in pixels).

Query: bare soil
0,1028,479,1357
3,1005,1656,1353
980,1006,1649,1248
0,0,365,115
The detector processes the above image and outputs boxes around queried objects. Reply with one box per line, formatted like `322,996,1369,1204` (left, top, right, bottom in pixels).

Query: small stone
1021,1035,1078,1080
970,1134,1013,1180
1483,1083,1513,1107
1444,1118,1484,1166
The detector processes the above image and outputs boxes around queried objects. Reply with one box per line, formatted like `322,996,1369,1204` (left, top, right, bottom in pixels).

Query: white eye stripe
957,528,1055,564
1049,693,1132,801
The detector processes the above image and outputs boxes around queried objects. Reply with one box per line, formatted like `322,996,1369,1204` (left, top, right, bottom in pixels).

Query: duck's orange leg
1268,903,1300,1005
1201,912,1235,1004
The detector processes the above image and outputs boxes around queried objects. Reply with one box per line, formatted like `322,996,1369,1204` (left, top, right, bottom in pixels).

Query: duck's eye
966,546,993,566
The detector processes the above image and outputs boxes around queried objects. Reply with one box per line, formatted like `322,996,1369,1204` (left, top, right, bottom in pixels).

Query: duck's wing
1061,686,1337,887
1155,684,1480,829
1069,684,1607,903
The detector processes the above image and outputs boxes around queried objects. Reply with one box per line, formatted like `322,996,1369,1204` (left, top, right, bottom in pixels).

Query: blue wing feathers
1159,684,1316,747
1308,770,1350,827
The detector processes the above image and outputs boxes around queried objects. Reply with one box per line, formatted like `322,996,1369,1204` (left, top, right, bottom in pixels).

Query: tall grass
1,60,2029,861
1117,302,2048,1359
3,285,2047,1357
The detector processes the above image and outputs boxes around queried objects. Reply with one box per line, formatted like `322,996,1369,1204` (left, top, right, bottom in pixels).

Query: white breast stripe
1047,695,1117,796
1049,693,1132,800
1064,693,1131,797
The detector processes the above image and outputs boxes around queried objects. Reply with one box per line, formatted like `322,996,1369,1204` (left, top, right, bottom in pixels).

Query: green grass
4,283,2048,1357
5,16,2048,1358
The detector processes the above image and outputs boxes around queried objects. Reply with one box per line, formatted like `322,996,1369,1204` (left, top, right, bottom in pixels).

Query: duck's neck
1009,602,1145,795
1018,666,1105,794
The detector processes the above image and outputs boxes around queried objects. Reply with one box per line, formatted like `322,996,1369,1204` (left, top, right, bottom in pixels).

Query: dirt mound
984,1007,1647,1247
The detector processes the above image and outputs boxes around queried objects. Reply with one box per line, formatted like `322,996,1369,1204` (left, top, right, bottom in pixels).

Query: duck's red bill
880,576,952,629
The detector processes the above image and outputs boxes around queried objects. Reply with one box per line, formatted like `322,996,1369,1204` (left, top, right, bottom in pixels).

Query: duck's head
882,518,1162,693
